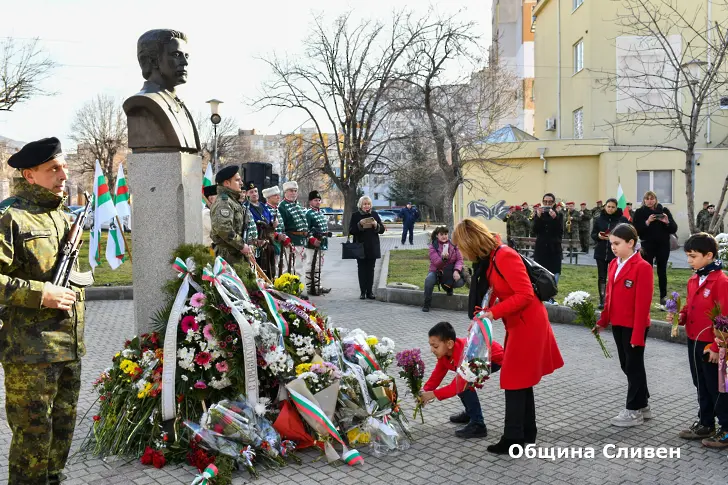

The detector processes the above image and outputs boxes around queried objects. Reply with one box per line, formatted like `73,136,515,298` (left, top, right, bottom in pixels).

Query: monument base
128,151,202,334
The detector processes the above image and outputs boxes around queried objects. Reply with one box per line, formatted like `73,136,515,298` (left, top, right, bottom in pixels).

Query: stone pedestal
128,151,202,334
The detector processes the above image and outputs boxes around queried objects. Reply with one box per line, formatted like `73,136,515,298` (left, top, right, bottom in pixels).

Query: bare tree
254,11,429,234
595,0,728,234
70,94,127,190
1,38,55,111
394,14,521,229
194,111,240,170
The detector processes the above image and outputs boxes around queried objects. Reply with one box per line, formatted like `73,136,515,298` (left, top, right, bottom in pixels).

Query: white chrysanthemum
254,397,271,416
349,328,368,341
374,337,395,355
321,343,340,362
299,371,319,382
210,377,232,390
181,374,189,382
715,233,728,245
365,370,391,385
121,348,134,359
563,291,591,308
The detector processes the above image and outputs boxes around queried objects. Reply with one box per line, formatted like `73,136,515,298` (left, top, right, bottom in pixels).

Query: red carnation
141,446,154,465
93,415,101,422
194,352,212,366
152,451,166,469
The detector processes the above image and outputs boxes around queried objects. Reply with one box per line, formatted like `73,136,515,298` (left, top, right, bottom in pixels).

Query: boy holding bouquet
420,322,504,438
667,233,728,448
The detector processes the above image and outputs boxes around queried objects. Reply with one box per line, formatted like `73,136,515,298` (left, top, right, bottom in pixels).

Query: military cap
203,185,217,198
245,181,258,191
515,206,522,211
521,202,528,206
566,201,575,205
596,200,603,204
8,137,62,169
309,190,322,201
534,203,541,208
262,186,280,198
704,201,710,205
580,202,587,206
215,165,239,184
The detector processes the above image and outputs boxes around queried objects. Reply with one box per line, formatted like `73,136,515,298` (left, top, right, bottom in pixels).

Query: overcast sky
0,0,493,150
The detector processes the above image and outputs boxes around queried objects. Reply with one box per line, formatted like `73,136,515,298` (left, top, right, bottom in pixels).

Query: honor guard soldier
262,186,290,279
202,185,217,247
565,201,581,242
578,202,592,253
210,165,254,265
278,181,310,295
0,137,85,485
521,201,532,220
305,190,331,295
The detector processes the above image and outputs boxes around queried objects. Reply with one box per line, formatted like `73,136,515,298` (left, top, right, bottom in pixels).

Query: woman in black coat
591,198,627,308
349,196,386,300
532,193,563,299
632,190,678,304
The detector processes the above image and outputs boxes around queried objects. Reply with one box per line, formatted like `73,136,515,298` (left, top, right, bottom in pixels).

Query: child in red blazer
667,233,728,448
595,223,653,427
420,322,504,439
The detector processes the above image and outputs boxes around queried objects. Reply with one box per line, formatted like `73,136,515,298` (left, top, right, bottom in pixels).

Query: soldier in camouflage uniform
278,181,310,296
305,190,331,296
0,137,85,485
578,202,592,253
564,202,581,245
697,201,710,231
521,202,532,220
210,165,256,266
262,186,289,279
503,206,516,247
509,206,530,249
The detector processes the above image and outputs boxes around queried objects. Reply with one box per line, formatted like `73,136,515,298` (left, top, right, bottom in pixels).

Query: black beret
8,137,62,169
245,181,258,191
309,190,322,201
203,185,217,197
215,165,239,184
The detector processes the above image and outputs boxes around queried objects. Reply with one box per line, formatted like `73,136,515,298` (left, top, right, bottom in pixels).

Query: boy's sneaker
449,411,470,424
610,409,644,427
678,421,714,440
455,422,487,439
701,429,728,448
640,405,652,420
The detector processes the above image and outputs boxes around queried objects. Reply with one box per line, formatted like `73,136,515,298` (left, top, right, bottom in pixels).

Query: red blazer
596,252,653,346
678,270,728,353
485,245,564,390
423,338,505,401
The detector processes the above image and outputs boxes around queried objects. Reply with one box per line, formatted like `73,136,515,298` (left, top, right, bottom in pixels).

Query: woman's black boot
487,436,524,455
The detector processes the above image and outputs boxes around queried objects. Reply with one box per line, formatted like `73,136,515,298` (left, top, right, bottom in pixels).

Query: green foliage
213,455,235,485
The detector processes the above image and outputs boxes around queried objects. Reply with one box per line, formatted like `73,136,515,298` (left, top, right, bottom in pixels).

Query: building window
573,0,584,11
574,39,584,74
637,170,673,204
573,108,584,139
373,192,380,200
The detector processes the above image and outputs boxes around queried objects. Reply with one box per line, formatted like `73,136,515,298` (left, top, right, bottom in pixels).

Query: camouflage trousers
214,244,244,266
3,359,82,485
579,230,591,252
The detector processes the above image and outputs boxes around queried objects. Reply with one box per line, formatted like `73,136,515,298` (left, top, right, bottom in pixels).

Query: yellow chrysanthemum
296,363,313,375
366,336,379,347
347,427,370,445
137,382,153,399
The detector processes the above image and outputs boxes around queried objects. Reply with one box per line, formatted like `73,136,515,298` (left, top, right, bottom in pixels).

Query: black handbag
437,263,456,290
342,236,365,259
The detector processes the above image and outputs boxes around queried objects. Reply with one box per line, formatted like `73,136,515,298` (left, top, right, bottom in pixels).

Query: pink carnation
215,361,229,373
203,324,215,341
181,316,199,333
194,380,207,390
190,292,207,308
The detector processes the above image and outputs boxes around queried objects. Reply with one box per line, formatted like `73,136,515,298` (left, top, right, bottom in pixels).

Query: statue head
137,29,189,91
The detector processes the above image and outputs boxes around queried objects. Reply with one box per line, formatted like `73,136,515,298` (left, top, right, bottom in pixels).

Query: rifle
52,192,95,288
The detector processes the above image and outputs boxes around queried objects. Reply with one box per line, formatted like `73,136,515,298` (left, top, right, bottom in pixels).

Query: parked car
377,210,397,223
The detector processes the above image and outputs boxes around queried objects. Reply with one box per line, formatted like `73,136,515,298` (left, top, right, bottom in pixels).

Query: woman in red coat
453,218,564,454
595,223,654,427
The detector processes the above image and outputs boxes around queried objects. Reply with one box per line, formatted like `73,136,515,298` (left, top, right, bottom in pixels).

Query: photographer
422,226,465,312
532,193,563,303
633,190,678,306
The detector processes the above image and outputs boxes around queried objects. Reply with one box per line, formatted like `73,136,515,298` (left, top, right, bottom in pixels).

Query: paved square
0,235,725,484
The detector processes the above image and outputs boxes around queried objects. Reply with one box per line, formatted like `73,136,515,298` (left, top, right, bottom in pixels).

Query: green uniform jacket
210,186,257,264
306,208,328,250
0,180,85,364
279,199,309,246
578,209,592,231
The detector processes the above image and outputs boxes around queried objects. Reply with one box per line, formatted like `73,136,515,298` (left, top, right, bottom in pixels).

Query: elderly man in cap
578,202,592,253
305,190,332,295
210,165,256,266
0,137,85,484
202,185,217,247
278,181,311,295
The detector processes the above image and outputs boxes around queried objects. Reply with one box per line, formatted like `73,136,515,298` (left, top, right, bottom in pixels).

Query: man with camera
305,190,332,296
532,193,564,304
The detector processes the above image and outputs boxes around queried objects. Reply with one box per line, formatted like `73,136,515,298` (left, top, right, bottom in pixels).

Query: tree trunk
442,180,459,232
342,185,359,237
685,150,697,234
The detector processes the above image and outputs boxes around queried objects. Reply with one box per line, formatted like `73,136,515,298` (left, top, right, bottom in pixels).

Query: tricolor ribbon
257,279,289,336
162,257,203,421
287,387,363,466
202,257,260,403
269,289,315,311
190,465,218,485
352,344,380,371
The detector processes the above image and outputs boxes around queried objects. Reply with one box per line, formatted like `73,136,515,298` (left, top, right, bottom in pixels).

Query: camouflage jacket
0,179,85,364
306,208,328,250
578,209,592,230
279,198,309,246
210,186,257,254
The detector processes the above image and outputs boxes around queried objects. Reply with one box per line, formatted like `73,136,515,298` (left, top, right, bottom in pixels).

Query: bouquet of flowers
295,361,343,394
563,291,611,358
395,348,426,423
455,309,494,390
274,273,304,296
712,313,728,348
369,336,396,372
458,358,490,387
665,291,682,338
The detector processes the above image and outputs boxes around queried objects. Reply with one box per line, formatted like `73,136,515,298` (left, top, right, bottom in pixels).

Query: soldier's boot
598,282,606,310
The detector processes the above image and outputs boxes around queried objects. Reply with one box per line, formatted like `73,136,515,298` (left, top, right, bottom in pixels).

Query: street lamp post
206,99,224,171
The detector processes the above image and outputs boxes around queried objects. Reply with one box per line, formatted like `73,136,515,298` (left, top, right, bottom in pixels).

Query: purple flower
671,291,680,300
714,315,728,332
664,299,678,313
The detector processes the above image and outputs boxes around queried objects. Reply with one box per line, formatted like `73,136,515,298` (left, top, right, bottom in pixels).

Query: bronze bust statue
123,29,201,153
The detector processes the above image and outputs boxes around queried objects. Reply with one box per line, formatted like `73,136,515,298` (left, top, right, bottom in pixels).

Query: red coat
678,270,728,353
423,338,505,401
485,246,564,390
596,252,653,346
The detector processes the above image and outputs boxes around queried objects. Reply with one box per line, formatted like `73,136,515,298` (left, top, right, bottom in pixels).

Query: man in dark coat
399,202,420,245
532,193,563,304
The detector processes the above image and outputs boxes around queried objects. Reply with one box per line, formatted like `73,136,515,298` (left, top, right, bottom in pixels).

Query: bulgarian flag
106,164,129,269
617,183,631,221
202,162,213,208
89,160,117,270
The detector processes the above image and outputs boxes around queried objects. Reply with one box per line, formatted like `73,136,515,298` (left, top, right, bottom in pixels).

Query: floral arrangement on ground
81,244,413,483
